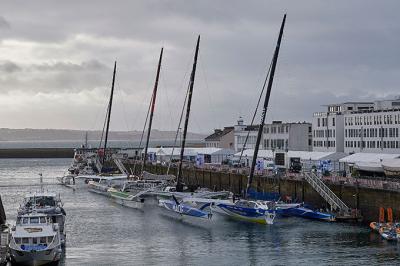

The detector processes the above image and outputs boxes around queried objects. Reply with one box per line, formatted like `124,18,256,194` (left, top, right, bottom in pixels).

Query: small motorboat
379,226,398,241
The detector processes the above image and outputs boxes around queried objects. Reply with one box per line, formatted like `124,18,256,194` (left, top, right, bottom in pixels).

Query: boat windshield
30,217,39,224
19,216,48,224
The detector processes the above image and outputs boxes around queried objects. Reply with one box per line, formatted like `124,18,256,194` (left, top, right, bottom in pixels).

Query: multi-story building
262,121,312,151
312,102,374,152
344,99,400,154
233,117,258,152
204,127,234,149
312,98,400,154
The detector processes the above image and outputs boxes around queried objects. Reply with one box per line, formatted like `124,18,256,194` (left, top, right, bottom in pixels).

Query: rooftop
205,127,234,141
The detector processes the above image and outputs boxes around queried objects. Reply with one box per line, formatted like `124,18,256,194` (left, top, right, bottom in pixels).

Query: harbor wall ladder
113,157,129,177
303,171,350,212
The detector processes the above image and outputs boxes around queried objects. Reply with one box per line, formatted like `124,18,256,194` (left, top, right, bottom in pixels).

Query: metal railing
113,157,129,176
303,171,350,212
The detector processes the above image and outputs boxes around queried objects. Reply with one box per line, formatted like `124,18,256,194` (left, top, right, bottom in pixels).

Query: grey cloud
0,16,10,29
28,59,108,72
0,1,400,132
0,61,21,73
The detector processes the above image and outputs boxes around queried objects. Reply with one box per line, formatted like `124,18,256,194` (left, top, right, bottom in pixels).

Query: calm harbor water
0,158,399,265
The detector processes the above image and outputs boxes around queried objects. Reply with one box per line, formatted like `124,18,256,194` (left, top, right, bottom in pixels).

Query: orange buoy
387,208,393,223
379,207,385,223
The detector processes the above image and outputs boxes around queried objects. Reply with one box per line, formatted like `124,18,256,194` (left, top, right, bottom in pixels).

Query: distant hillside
0,128,207,142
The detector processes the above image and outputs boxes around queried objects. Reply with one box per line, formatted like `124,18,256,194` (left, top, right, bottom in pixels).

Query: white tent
142,147,234,163
287,151,334,161
339,153,400,164
233,149,274,159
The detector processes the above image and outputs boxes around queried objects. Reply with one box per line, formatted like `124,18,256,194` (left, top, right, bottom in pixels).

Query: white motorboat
18,192,66,245
9,212,62,266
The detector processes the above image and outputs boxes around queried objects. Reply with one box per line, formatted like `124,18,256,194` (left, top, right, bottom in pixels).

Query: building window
332,117,335,126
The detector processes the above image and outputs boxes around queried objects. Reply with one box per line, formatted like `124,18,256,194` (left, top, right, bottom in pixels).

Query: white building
233,117,258,152
312,98,400,154
344,99,400,154
312,102,374,152
263,121,312,151
204,127,234,149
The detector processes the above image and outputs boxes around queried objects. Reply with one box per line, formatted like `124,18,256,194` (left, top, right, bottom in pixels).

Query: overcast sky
0,1,399,134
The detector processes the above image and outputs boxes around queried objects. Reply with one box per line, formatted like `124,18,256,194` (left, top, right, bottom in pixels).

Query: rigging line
98,101,110,149
159,65,174,131
167,83,190,175
132,90,154,176
238,57,273,163
199,52,218,128
89,85,111,132
115,79,131,132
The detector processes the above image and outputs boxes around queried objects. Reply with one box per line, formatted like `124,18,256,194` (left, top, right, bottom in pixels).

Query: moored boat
159,196,212,222
276,205,335,222
108,187,145,209
18,192,66,246
9,212,62,266
87,175,127,196
210,200,276,225
379,226,398,241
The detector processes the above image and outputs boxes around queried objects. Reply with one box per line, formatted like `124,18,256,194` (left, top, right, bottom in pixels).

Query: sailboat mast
176,35,200,192
102,61,117,165
142,48,163,173
85,131,88,148
246,14,286,197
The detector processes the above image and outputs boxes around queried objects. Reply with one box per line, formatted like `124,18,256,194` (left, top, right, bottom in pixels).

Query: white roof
234,149,274,158
339,153,400,164
233,150,334,161
287,151,334,161
382,158,400,168
144,147,233,156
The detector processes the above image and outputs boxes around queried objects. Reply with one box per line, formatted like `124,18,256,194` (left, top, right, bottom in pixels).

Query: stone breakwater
0,148,74,158
130,163,400,224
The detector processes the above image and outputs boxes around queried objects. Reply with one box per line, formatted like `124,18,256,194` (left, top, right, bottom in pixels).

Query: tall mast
142,48,163,173
102,61,117,165
85,131,88,148
176,35,200,192
246,14,286,197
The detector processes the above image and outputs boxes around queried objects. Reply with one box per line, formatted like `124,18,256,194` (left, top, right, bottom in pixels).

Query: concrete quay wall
133,163,400,224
